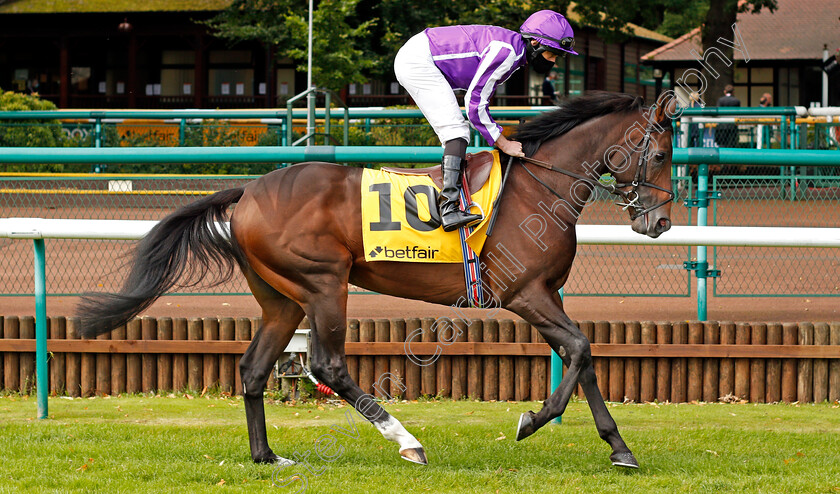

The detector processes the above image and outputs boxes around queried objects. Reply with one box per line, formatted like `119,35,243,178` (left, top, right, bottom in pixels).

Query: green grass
1,394,839,493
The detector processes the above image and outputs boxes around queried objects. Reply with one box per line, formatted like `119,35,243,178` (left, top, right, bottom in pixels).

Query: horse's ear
652,91,678,125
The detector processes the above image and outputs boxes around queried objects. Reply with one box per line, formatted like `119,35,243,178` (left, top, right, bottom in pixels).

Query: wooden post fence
0,316,838,404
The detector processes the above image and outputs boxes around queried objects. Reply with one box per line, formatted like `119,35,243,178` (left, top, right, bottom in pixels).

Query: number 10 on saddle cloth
361,151,502,263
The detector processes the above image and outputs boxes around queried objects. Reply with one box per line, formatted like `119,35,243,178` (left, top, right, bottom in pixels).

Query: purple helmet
520,10,578,56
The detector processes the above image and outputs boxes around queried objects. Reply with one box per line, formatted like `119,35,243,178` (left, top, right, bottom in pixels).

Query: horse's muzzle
632,213,671,238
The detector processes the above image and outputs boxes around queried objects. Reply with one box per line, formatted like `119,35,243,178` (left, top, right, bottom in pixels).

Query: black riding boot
439,155,482,232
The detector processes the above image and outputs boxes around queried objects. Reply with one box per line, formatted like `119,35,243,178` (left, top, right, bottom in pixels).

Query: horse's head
608,92,676,238
511,91,677,239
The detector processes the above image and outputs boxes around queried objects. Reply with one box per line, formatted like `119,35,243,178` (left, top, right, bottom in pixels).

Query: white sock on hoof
374,416,423,451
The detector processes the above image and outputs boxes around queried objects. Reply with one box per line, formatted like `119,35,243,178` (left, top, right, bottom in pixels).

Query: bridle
516,123,675,221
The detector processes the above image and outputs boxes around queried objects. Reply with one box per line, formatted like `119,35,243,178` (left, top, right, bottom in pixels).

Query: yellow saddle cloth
361,150,502,263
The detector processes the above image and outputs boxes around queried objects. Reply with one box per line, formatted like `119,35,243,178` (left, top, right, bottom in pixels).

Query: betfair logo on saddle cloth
361,151,502,263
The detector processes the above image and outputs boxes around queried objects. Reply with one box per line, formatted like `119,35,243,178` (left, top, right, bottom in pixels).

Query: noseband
517,125,675,221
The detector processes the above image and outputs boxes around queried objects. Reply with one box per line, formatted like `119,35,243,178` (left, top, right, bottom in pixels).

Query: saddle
381,150,495,192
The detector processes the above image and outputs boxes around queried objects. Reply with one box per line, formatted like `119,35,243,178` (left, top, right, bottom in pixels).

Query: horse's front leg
510,289,638,468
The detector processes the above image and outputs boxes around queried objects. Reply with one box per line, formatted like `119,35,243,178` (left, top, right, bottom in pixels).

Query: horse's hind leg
511,289,637,468
304,287,428,465
240,268,305,464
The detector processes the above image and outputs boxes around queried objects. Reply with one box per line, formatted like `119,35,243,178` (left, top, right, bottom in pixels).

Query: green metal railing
2,145,838,165
1,103,837,304
0,108,550,120
0,107,549,150
285,88,350,147
3,106,834,153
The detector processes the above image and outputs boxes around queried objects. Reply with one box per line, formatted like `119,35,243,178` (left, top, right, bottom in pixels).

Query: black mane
511,91,645,156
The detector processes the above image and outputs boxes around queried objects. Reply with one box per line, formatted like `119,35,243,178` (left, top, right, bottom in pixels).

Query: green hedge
0,99,444,174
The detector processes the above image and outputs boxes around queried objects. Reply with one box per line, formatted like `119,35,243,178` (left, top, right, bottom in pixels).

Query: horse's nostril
657,218,671,232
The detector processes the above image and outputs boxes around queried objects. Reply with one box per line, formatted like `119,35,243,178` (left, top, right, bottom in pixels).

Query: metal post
696,164,708,321
307,92,316,146
306,0,315,146
179,119,186,146
286,101,294,147
324,91,331,145
789,165,796,201
823,45,830,108
33,238,48,419
343,106,349,147
94,118,102,148
789,116,797,151
780,116,787,149
550,288,564,424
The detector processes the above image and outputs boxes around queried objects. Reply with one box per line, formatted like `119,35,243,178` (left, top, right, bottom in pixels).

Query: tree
657,0,708,39
701,0,776,103
204,0,377,92
366,0,565,79
209,1,569,84
570,0,777,103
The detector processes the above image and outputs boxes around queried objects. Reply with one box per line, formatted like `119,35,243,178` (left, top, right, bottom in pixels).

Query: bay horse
78,91,677,469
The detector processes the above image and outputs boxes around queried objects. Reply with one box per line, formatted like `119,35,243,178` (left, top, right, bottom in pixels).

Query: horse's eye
655,152,666,162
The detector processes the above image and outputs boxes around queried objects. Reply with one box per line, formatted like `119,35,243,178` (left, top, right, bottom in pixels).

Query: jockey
394,10,577,232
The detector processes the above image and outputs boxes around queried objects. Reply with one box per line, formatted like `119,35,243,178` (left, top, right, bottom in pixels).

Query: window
750,85,773,106
161,50,195,96
71,67,91,91
639,65,655,86
162,51,193,65
733,86,748,104
161,69,195,96
624,63,637,84
568,55,584,96
209,51,252,64
276,68,296,100
208,50,254,97
777,67,799,106
751,67,773,84
551,67,566,96
210,69,254,96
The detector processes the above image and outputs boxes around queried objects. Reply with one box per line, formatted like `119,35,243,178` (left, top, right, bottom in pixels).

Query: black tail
77,187,245,338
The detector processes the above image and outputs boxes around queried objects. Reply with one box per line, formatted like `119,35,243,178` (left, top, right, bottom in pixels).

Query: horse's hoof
516,411,537,441
610,451,639,469
254,454,295,465
400,447,428,465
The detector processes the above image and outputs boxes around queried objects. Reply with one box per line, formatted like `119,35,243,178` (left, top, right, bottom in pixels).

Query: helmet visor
522,32,577,55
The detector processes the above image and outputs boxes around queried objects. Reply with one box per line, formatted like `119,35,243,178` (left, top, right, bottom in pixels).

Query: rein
515,126,675,221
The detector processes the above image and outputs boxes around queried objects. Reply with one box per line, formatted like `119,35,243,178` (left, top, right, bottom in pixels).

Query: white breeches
394,32,471,145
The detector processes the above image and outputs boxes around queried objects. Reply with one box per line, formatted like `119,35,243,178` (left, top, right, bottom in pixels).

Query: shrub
0,89,82,172
0,89,64,147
